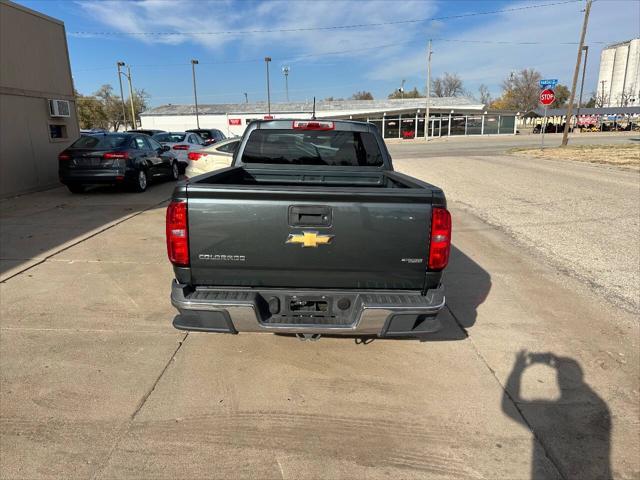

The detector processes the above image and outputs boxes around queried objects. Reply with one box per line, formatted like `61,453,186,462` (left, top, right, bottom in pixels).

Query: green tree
350,91,374,100
388,87,422,99
553,84,571,108
584,94,596,108
93,84,150,130
75,90,108,129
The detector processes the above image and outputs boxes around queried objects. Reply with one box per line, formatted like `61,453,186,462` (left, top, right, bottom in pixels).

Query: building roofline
603,37,640,50
1,0,65,26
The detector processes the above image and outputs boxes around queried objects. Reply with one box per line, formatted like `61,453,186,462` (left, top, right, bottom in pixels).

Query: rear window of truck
241,130,384,166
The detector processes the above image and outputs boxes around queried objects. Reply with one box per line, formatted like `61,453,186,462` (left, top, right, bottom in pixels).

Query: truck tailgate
187,189,433,290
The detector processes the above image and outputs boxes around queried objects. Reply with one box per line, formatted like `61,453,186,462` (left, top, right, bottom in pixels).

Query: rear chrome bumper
170,281,445,337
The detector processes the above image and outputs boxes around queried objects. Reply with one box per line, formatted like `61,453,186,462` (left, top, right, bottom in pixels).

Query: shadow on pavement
0,181,175,277
502,350,612,480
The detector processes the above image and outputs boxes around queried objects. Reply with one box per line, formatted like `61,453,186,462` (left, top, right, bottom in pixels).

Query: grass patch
510,144,640,169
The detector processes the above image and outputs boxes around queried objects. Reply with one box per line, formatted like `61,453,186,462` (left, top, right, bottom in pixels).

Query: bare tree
492,69,542,111
431,73,464,97
618,87,637,107
478,84,491,106
350,91,374,100
592,89,609,108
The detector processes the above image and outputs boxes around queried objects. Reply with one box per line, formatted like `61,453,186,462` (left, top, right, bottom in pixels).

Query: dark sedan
186,128,226,145
58,133,180,193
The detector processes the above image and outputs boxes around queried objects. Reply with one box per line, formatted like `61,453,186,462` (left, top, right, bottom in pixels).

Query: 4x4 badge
286,231,334,248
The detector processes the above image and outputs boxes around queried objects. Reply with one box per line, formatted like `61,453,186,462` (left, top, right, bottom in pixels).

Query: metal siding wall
0,3,79,197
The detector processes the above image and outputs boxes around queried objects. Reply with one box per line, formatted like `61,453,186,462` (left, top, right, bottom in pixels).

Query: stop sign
540,89,555,105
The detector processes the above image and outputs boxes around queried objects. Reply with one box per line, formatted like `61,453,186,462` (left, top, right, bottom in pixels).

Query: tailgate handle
289,205,332,227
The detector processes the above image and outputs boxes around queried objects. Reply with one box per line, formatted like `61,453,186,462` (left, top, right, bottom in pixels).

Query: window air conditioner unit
48,99,71,118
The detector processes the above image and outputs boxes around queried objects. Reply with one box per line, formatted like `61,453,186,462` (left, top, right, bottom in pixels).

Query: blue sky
18,0,640,107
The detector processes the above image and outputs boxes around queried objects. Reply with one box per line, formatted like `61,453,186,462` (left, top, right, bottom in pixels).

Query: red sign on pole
539,89,555,106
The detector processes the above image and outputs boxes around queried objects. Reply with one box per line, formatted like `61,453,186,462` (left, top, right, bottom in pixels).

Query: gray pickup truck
167,119,451,339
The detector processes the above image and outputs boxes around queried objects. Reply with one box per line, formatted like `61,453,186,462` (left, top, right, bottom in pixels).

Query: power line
68,0,580,36
71,35,618,73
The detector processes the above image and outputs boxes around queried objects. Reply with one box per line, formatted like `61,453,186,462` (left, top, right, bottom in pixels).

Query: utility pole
124,66,136,129
600,80,607,107
576,45,589,120
244,92,248,104
425,39,432,141
116,61,128,130
400,79,406,100
191,59,200,128
282,65,290,102
562,0,592,146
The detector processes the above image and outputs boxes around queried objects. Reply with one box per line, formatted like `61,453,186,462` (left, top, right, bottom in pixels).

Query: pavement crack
88,332,188,480
131,332,189,420
445,304,469,338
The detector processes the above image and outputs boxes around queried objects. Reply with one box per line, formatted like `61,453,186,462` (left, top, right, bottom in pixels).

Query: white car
152,132,205,171
185,138,241,178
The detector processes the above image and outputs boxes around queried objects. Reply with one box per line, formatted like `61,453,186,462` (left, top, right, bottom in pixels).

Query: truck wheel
132,169,148,192
67,183,85,194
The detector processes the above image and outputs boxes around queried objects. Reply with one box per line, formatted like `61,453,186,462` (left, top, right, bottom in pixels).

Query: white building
140,98,518,139
596,38,640,107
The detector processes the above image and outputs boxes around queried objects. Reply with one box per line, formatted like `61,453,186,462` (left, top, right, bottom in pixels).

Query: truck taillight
292,120,335,130
428,207,451,270
166,201,189,266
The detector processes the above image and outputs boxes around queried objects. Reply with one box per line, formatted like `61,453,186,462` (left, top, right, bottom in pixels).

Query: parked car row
58,128,238,194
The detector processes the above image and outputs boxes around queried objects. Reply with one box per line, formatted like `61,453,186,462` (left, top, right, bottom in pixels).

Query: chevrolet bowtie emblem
286,231,334,248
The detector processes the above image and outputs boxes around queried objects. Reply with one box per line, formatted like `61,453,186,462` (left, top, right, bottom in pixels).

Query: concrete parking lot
1,135,638,479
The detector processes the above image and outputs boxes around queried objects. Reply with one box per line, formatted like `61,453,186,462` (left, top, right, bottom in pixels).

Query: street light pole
191,59,200,128
265,57,272,116
244,92,248,104
576,45,589,121
116,61,128,130
282,65,290,102
125,65,136,129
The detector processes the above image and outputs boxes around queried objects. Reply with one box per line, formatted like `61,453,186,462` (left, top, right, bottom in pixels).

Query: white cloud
368,0,640,96
77,0,439,57
77,0,640,98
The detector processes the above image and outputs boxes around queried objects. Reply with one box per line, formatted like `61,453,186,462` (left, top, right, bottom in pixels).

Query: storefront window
416,115,425,137
450,116,466,135
499,115,515,134
401,118,415,139
466,116,482,135
483,115,499,134
384,116,400,138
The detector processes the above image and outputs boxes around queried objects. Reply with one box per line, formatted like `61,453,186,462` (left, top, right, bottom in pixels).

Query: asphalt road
390,133,640,314
1,137,638,479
